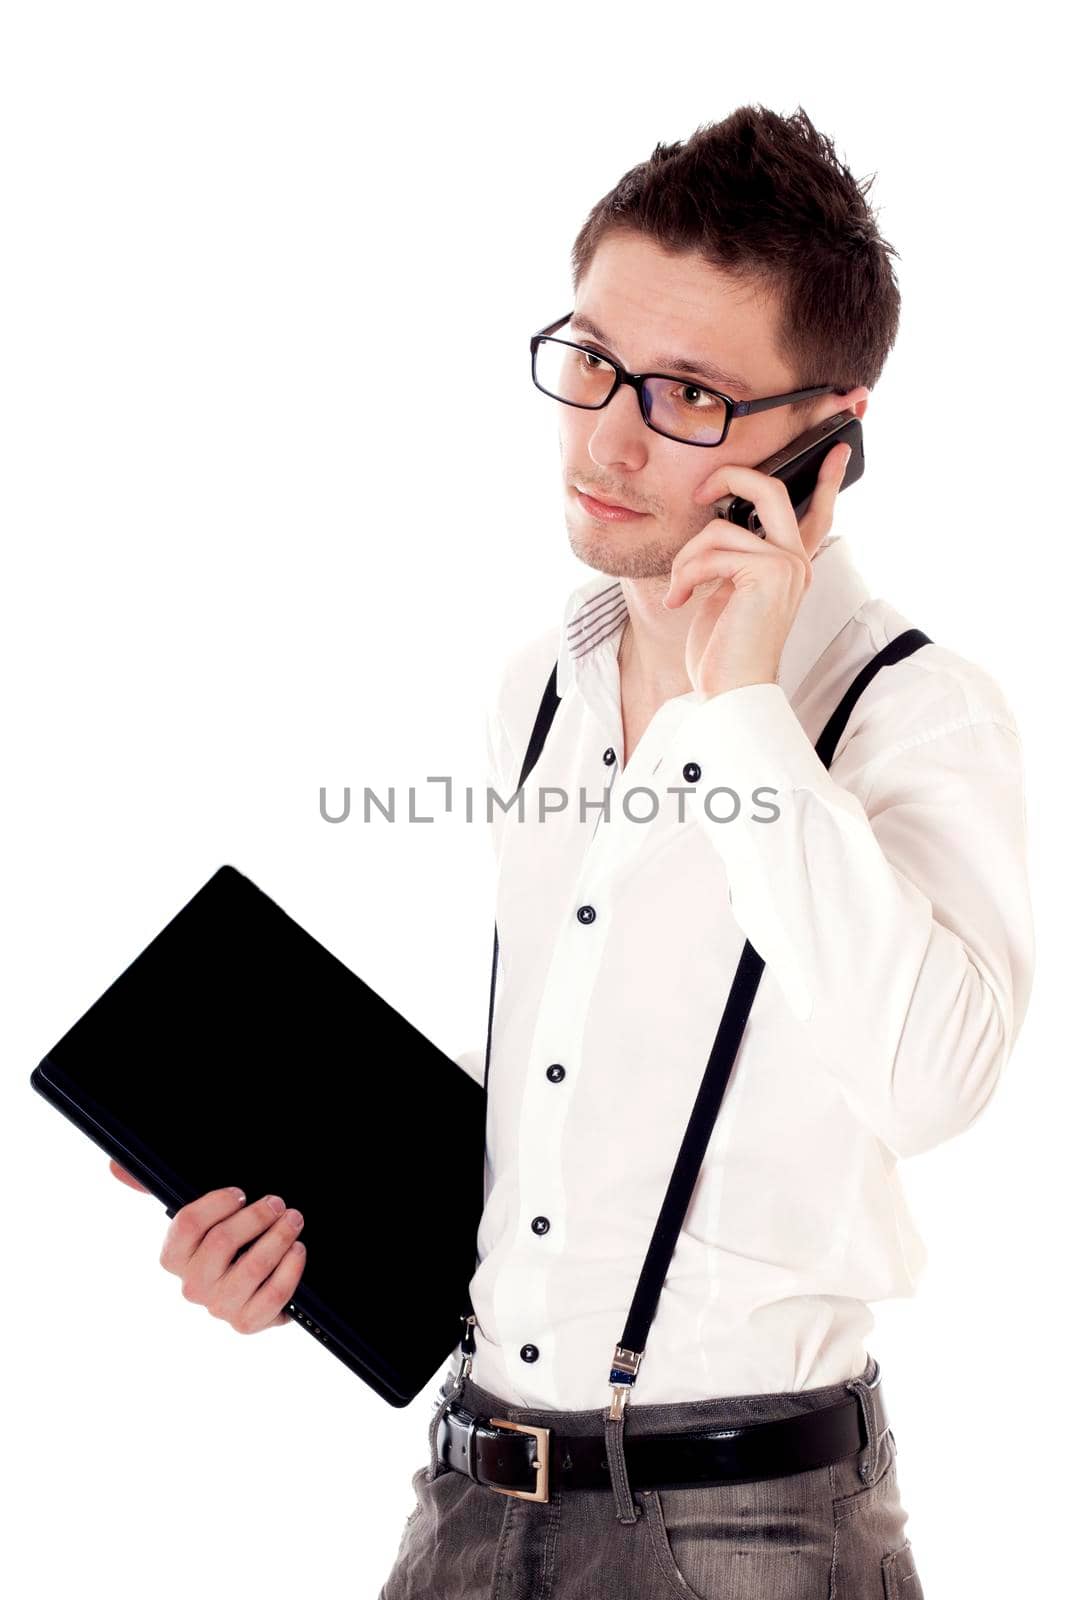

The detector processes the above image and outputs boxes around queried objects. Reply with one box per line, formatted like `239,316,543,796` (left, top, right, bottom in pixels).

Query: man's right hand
108,1160,306,1332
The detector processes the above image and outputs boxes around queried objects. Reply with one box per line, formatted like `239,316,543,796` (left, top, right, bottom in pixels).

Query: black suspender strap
456,661,563,1394
608,627,933,1417
483,660,562,1098
459,628,932,1430
814,628,932,768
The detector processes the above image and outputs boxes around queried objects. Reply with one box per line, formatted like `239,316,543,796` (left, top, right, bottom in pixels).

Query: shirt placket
493,677,697,1402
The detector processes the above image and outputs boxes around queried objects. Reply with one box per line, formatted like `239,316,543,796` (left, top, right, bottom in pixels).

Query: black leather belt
434,1367,888,1503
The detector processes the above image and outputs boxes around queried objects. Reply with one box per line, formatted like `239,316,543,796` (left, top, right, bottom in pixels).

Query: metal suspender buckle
488,1419,551,1501
457,1312,477,1385
608,1344,643,1420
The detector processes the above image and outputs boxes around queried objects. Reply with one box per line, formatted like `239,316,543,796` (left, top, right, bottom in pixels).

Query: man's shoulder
849,597,1022,741
491,622,561,755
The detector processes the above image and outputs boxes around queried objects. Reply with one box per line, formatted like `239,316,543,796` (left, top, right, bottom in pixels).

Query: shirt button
520,1343,540,1363
576,904,597,924
531,1215,551,1235
546,1063,566,1083
603,747,616,765
683,761,701,783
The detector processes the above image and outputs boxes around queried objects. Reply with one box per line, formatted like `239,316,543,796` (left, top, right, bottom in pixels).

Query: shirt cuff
663,682,841,800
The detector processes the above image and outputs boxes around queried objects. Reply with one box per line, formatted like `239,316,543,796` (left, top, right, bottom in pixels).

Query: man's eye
674,383,718,409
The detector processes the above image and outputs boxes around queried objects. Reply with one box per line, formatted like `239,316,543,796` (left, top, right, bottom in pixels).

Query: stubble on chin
564,513,694,582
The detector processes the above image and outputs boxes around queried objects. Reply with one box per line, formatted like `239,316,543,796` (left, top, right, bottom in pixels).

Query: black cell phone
711,409,864,537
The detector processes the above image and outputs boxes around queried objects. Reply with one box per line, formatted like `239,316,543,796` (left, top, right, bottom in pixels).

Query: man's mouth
574,485,648,520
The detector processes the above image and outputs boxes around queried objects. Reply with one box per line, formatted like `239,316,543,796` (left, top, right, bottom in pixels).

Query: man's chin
566,525,673,582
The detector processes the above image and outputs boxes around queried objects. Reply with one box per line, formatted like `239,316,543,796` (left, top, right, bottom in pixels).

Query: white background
3,4,1086,1596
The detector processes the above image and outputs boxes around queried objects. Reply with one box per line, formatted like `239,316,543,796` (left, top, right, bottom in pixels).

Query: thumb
109,1158,149,1194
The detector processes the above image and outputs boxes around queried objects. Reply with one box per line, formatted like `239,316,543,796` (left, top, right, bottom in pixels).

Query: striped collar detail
565,582,628,663
554,537,871,704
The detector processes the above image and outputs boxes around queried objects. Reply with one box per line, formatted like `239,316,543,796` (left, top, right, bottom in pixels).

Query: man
381,104,1033,1600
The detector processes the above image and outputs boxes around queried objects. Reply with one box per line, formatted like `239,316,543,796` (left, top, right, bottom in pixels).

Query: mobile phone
711,409,864,537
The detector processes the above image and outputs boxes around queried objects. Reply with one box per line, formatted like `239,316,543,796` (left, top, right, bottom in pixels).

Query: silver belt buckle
487,1418,550,1502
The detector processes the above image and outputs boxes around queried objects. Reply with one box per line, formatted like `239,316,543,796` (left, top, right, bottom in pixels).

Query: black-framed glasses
530,311,844,448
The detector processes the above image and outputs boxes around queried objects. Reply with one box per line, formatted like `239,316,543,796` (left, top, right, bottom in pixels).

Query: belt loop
845,1354,882,1484
603,1405,640,1524
604,1340,643,1524
427,1370,456,1481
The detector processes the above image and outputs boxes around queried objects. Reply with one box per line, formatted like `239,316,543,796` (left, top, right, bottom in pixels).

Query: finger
170,1193,301,1295
798,442,852,554
668,550,804,609
213,1233,307,1335
665,527,788,607
194,1203,305,1315
260,1243,307,1331
159,1185,252,1275
695,466,801,552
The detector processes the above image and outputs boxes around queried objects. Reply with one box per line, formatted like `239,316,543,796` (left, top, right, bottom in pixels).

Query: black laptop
29,864,487,1406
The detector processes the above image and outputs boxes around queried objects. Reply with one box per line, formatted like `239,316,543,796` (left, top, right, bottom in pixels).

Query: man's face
557,231,864,579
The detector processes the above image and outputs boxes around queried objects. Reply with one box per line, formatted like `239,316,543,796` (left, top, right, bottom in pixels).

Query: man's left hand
663,440,853,697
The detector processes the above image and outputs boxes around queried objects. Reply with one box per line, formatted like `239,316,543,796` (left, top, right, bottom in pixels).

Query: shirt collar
555,535,872,706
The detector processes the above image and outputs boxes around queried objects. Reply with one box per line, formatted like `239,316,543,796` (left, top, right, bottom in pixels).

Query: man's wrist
697,671,779,699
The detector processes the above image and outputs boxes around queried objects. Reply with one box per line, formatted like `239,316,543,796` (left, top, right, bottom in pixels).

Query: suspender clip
458,1312,477,1383
608,1344,643,1419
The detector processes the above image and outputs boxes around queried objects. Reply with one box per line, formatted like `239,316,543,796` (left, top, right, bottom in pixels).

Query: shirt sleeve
658,678,1036,1159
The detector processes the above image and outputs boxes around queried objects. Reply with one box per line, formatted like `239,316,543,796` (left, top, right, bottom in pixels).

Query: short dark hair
570,104,901,419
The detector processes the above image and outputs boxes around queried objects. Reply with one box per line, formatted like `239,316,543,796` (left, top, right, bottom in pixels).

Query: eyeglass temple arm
731,385,839,417
531,313,574,343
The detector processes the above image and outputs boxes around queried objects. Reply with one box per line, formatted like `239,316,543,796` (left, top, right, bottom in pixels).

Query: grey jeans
379,1353,925,1599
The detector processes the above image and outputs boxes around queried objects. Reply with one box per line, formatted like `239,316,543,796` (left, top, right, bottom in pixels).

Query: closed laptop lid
30,864,486,1406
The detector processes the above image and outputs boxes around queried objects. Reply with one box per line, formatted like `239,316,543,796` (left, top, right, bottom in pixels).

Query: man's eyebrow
567,313,755,398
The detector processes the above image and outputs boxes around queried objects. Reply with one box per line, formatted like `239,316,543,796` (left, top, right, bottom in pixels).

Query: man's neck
617,610,697,708
616,537,834,706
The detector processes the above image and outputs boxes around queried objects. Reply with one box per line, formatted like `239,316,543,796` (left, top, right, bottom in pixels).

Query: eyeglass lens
533,338,729,445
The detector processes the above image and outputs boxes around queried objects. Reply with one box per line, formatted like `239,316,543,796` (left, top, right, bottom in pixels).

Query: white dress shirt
449,534,1035,1409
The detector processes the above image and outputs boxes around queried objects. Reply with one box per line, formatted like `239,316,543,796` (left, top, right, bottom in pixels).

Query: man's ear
840,386,870,421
